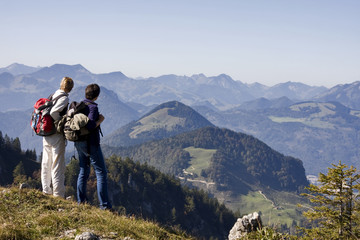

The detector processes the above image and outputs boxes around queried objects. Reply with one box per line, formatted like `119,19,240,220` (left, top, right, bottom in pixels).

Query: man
41,76,74,198
75,83,112,210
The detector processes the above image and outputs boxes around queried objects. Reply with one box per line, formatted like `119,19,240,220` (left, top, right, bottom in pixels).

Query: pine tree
65,157,80,197
300,161,360,239
184,195,195,214
171,207,177,223
12,137,21,152
4,134,11,148
0,131,4,148
13,161,27,185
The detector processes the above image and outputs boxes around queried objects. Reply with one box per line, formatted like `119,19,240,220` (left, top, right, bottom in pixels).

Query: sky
1,0,359,87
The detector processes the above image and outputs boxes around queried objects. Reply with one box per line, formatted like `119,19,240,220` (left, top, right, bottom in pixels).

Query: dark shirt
81,99,101,146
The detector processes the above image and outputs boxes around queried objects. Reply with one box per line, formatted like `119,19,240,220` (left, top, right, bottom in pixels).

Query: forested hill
0,131,39,185
103,126,308,193
65,156,237,239
103,101,214,147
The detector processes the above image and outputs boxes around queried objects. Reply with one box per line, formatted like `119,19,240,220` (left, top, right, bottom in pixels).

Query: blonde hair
60,77,74,93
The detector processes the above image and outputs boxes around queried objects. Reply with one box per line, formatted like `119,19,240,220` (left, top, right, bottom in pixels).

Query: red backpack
30,93,67,136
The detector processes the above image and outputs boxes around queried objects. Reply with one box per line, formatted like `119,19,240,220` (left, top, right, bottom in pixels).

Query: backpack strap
49,93,68,103
99,126,103,137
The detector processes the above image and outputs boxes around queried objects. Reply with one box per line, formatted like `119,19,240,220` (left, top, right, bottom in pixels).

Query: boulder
228,212,262,240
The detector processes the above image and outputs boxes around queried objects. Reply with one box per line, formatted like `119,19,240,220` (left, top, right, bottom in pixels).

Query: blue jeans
75,141,111,209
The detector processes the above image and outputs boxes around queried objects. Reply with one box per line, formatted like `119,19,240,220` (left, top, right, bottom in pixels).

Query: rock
19,183,30,189
64,229,77,238
228,212,262,240
75,232,99,240
1,189,10,195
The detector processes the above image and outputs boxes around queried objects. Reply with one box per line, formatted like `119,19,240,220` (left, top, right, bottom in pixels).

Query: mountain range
0,63,328,112
1,63,360,176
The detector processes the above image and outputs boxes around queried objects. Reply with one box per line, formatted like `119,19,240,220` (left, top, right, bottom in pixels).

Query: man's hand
96,114,105,127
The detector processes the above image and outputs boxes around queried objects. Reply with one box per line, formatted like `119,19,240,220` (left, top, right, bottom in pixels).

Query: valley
178,145,309,229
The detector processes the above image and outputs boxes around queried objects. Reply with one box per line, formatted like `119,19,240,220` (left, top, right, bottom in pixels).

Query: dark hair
85,84,100,100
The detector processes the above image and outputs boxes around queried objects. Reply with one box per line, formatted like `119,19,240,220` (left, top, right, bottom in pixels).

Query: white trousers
41,133,66,198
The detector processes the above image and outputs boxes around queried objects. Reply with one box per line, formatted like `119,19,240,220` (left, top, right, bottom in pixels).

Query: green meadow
184,146,216,176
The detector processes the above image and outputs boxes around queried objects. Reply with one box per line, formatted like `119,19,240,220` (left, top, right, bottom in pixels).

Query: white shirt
50,89,69,121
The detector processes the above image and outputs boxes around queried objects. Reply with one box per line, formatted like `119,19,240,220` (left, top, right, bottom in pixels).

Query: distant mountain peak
313,81,360,109
216,73,233,79
29,64,93,83
144,100,190,115
140,100,214,129
49,63,90,73
7,63,25,68
264,81,327,101
273,81,307,88
205,74,242,88
191,73,207,79
0,63,42,75
103,100,214,147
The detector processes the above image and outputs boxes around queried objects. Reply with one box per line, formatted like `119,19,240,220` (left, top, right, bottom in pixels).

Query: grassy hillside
268,102,345,129
184,147,216,176
0,187,193,240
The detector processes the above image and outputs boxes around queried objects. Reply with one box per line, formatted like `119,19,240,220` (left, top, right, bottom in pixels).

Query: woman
42,76,74,198
75,83,112,210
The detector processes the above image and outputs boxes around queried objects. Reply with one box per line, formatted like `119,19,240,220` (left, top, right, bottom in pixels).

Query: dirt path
258,190,277,208
178,176,215,188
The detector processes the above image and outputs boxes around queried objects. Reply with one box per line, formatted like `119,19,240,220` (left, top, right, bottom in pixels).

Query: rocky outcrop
228,212,262,240
75,232,99,240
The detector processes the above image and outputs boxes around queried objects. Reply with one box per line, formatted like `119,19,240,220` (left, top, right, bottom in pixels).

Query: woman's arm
50,95,68,121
